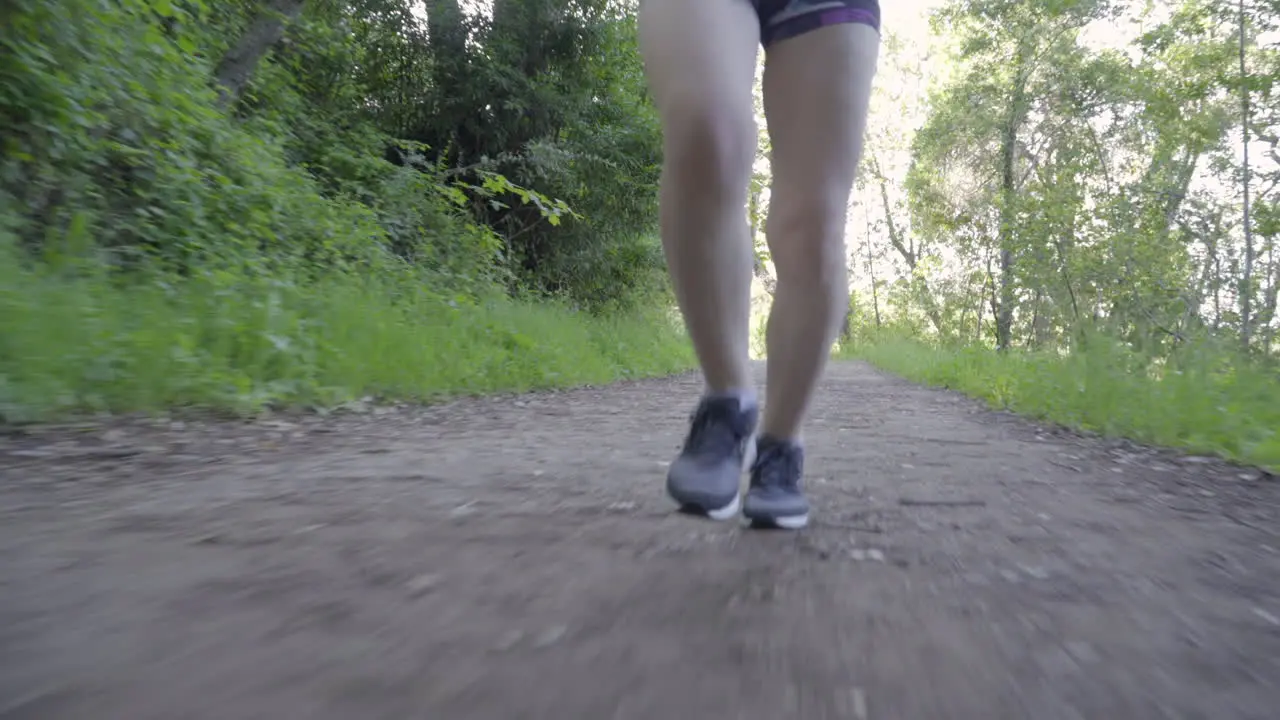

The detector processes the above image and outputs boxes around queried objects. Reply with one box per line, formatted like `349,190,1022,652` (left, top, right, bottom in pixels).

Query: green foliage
841,333,1280,471
0,0,690,421
362,0,668,308
3,0,379,271
889,0,1280,354
0,236,694,422
843,0,1280,467
2,0,664,306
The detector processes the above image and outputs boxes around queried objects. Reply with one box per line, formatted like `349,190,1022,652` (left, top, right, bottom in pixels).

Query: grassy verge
838,334,1280,471
0,254,695,423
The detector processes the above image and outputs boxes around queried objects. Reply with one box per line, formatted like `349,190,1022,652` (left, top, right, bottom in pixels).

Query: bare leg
638,0,760,398
760,23,880,442
641,0,762,520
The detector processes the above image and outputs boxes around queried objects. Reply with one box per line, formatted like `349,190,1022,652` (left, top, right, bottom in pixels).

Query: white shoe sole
704,493,741,521
743,512,809,530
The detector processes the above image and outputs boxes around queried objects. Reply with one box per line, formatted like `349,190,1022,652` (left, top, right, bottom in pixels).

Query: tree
214,0,307,108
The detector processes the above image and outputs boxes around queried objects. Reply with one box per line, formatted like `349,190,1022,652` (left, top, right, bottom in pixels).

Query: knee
662,101,756,196
767,195,849,294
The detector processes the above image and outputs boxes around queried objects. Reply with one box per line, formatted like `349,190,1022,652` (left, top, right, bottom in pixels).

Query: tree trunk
749,184,776,297
995,45,1030,351
1260,240,1278,353
214,0,306,109
972,279,986,343
867,154,941,334
864,202,882,329
1238,0,1256,351
1214,249,1223,330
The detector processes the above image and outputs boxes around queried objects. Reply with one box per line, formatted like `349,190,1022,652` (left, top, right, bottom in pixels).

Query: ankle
756,433,801,451
705,386,758,412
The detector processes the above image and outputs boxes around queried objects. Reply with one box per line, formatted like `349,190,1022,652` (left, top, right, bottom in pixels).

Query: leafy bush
2,0,392,271
0,0,695,422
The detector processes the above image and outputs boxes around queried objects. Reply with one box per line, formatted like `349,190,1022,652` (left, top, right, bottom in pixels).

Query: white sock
707,386,758,412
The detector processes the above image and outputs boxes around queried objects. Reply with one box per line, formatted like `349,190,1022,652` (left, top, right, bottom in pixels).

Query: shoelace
751,442,800,491
684,402,743,457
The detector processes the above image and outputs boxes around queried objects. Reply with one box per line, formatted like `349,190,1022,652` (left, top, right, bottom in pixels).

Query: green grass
0,251,696,423
838,333,1280,471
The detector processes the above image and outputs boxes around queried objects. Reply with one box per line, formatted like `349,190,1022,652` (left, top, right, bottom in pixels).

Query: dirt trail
3,361,1280,719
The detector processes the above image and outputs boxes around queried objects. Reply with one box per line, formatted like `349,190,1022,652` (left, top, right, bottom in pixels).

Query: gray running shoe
666,395,758,520
743,436,809,529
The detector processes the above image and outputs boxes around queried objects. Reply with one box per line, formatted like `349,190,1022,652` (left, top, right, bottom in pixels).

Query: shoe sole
669,433,756,522
677,493,741,521
744,512,809,530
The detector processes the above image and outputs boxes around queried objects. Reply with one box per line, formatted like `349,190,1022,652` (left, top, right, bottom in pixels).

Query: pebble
494,630,525,651
1252,607,1280,626
850,548,886,562
533,625,567,648
852,688,868,719
1065,641,1099,663
1019,564,1050,580
405,573,441,597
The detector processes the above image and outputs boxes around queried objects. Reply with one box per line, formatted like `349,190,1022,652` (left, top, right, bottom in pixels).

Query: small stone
449,502,477,518
494,630,525,651
850,549,867,561
533,624,567,648
866,549,886,562
406,573,441,597
1065,641,1099,663
851,688,868,719
1252,607,1280,626
607,501,637,513
1035,645,1079,676
782,684,800,713
1019,564,1050,580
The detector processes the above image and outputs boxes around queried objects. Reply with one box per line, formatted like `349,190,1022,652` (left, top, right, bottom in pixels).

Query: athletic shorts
751,0,881,47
